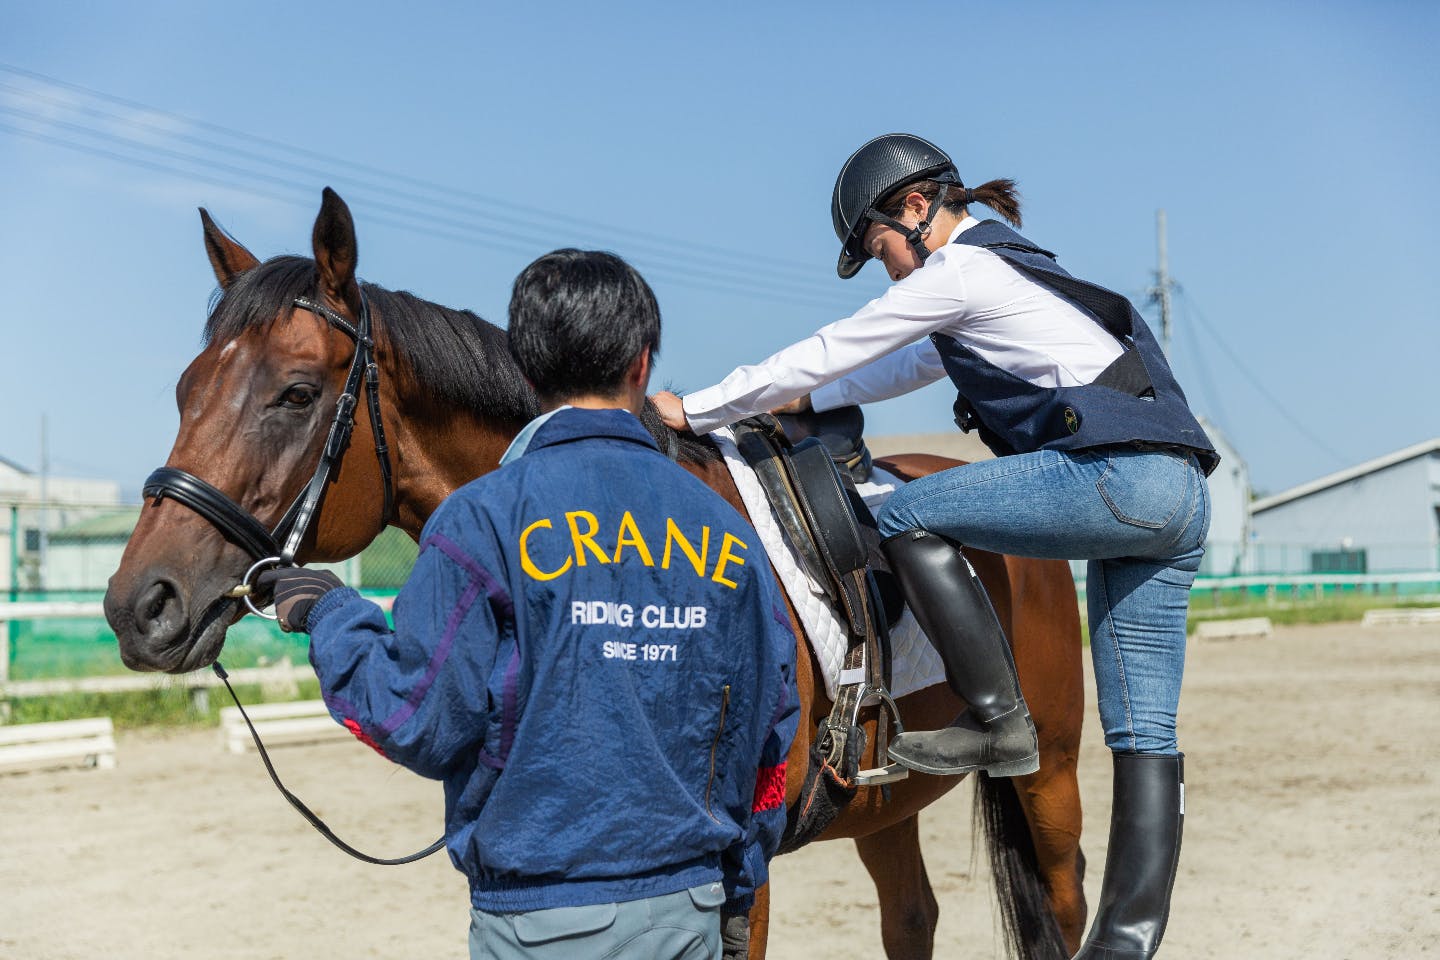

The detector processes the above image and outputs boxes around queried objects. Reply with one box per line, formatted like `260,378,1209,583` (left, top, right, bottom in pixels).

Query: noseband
143,292,395,587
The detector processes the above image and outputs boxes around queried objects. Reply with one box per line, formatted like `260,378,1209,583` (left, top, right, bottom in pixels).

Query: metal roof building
1248,438,1440,574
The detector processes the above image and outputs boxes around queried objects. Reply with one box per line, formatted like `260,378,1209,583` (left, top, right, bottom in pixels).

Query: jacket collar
519,406,659,459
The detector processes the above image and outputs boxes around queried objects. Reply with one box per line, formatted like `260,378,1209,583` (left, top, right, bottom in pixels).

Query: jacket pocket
705,684,731,821
1096,449,1189,529
513,902,618,944
687,880,727,910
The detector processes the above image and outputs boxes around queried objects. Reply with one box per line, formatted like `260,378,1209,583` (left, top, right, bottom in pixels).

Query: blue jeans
877,446,1210,755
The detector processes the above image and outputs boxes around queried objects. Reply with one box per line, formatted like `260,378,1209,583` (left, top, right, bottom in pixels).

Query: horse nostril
134,579,185,645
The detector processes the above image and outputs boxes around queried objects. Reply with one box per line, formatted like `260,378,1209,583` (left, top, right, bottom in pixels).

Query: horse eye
280,386,316,408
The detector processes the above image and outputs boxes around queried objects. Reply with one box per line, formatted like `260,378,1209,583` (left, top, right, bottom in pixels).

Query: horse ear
199,208,260,289
312,187,360,312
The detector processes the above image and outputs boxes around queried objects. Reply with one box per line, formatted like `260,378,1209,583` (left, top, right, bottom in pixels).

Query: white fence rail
1193,617,1273,640
220,700,348,754
1362,607,1440,627
0,601,108,685
2,579,1434,699
2,659,309,700
1190,571,1440,590
0,716,116,774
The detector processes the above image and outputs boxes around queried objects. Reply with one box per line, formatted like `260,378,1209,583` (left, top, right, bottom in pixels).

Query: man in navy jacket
262,249,798,959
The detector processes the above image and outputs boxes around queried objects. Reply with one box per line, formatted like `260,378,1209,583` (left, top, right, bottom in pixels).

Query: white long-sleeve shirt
681,217,1126,435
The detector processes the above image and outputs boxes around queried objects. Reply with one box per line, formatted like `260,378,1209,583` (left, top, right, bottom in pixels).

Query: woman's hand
650,390,689,431
769,393,812,415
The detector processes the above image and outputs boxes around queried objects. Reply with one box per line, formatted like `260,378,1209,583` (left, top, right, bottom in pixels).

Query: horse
103,188,1088,959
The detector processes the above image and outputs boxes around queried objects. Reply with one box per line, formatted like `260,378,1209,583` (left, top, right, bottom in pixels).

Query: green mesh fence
4,527,418,681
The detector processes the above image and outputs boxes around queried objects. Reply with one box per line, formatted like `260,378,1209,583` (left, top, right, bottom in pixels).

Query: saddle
730,411,909,852
771,404,873,487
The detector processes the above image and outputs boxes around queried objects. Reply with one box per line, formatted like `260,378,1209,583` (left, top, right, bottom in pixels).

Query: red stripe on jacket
752,762,787,812
342,717,388,758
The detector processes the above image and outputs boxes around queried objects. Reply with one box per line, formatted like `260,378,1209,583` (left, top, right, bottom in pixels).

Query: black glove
720,911,750,960
255,567,344,633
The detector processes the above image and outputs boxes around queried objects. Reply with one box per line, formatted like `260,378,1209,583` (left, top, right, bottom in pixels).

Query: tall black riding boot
881,529,1039,777
1072,753,1185,959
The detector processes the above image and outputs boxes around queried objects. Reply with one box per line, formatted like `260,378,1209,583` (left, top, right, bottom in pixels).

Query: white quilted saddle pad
711,427,945,701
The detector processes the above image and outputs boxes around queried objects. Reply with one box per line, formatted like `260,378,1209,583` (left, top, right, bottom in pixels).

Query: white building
1197,417,1250,576
1,454,123,593
44,509,140,593
1249,438,1440,574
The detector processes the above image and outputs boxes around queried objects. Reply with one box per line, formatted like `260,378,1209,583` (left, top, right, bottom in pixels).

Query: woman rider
653,133,1215,959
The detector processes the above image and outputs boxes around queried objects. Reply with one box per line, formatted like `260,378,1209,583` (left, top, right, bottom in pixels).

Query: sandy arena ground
1,621,1436,959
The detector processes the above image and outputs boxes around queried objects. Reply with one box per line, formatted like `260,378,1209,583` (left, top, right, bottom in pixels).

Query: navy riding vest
930,220,1220,476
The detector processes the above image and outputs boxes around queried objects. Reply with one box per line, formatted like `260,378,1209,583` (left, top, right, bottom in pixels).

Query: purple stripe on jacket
372,532,513,738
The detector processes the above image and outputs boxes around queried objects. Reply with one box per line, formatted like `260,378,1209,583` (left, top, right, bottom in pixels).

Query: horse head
104,188,535,672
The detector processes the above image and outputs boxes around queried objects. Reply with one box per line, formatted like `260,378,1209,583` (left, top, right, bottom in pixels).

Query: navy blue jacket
305,407,799,913
931,220,1219,474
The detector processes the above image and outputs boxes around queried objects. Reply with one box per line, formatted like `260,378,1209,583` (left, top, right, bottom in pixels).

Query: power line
1,60,827,268
1173,288,1352,467
0,80,848,300
1172,286,1234,434
0,115,858,313
0,62,849,299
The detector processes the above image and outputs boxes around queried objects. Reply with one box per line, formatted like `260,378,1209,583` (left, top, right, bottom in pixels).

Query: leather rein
142,292,444,866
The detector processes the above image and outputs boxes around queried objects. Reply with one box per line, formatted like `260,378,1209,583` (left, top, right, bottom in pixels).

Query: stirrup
851,683,909,786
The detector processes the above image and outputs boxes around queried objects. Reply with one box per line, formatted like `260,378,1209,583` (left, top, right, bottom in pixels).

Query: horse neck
382,404,518,539
680,456,747,516
360,293,538,540
381,403,737,544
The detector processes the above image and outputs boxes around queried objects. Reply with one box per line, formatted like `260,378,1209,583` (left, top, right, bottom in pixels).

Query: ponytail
879,176,1023,228
958,178,1022,228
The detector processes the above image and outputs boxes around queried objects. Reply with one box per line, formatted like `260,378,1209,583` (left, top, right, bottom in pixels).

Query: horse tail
975,771,1071,960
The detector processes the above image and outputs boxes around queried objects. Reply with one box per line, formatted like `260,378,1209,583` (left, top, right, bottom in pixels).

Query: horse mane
638,400,722,466
204,256,539,429
203,256,722,466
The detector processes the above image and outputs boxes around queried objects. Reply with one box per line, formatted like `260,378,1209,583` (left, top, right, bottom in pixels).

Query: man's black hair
507,249,661,403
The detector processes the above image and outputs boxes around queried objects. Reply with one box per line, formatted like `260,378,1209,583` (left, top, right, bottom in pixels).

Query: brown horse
103,189,1087,959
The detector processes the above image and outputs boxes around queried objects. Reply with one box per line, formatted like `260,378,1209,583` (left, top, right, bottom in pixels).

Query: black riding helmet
831,133,962,279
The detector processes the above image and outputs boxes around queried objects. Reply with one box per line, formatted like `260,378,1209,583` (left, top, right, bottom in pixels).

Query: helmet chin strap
864,176,961,266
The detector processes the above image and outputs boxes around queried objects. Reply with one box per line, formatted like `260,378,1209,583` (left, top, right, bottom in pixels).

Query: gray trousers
468,882,725,959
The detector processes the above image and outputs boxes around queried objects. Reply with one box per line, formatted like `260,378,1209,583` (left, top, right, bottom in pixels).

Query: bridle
143,291,395,606
142,290,443,866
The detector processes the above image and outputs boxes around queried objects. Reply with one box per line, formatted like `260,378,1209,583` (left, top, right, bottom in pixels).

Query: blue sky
1,1,1435,498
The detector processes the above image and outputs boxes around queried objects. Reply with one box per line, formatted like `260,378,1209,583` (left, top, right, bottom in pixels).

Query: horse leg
1010,755,1086,951
854,814,939,960
1003,553,1088,952
748,883,771,960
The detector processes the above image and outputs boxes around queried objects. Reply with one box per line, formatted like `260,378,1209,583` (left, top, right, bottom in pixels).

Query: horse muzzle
105,569,243,674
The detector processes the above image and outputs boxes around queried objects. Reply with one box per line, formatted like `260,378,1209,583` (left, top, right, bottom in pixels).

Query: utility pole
38,414,49,591
1152,209,1175,358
